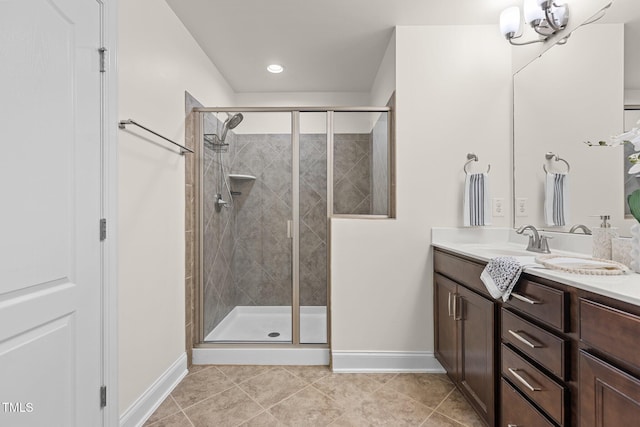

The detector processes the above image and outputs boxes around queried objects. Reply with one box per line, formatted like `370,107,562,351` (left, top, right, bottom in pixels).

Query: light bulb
524,0,544,24
500,7,521,38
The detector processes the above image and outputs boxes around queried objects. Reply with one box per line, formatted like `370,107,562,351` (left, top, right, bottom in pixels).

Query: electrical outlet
516,198,528,217
492,198,505,217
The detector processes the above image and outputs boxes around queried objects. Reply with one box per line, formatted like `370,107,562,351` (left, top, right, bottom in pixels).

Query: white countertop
432,227,640,306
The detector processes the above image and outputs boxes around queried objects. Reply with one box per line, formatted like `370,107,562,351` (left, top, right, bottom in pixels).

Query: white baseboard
193,347,330,365
331,351,445,373
119,352,188,427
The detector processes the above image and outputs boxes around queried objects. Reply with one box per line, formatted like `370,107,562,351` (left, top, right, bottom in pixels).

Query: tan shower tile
435,389,484,427
269,386,344,426
239,411,284,427
143,396,181,426
184,386,263,427
386,373,455,409
422,412,466,427
283,365,331,383
144,410,192,427
171,366,234,408
238,368,308,408
217,365,273,384
312,373,382,405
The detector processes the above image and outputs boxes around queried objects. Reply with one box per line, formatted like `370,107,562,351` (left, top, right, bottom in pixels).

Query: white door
0,0,104,426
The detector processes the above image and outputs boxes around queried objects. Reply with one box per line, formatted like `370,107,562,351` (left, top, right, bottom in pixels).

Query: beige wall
117,0,234,414
331,25,512,353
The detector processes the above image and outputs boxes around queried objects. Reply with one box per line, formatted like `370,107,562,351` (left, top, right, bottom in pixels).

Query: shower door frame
194,106,392,349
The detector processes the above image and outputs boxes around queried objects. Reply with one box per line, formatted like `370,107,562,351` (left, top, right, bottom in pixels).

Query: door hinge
100,386,107,408
99,47,107,73
100,218,107,241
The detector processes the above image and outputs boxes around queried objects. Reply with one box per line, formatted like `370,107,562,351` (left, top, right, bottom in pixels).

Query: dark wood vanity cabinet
434,252,497,427
434,247,640,427
578,298,640,426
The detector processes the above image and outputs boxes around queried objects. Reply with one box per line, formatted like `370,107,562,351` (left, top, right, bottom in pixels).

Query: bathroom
2,0,639,426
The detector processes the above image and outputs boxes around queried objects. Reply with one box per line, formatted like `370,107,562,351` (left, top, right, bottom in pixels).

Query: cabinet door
458,285,496,427
579,350,640,426
435,274,458,379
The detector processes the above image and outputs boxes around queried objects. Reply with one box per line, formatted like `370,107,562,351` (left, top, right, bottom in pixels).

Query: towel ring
464,153,491,174
542,152,570,173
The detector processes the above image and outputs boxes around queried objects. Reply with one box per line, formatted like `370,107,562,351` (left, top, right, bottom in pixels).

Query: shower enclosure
192,106,392,360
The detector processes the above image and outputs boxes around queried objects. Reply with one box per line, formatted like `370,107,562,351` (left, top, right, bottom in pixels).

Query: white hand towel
544,172,569,226
464,173,492,227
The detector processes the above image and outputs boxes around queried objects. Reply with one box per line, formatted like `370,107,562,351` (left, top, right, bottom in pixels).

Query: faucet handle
539,234,552,253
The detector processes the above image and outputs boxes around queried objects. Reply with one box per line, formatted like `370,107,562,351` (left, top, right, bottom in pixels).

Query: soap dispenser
592,215,618,260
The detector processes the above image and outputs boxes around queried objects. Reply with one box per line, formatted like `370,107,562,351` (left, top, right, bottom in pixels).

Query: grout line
380,379,451,413
418,409,437,427
176,373,237,413
431,387,456,413
181,406,196,427
428,387,473,426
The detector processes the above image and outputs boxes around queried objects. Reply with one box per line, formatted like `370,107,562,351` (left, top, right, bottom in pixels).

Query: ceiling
165,0,640,94
165,0,520,93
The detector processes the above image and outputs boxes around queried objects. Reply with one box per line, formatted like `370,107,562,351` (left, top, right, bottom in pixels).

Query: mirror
513,0,640,237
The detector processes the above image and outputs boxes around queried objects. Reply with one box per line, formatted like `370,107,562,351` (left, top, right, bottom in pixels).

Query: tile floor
144,365,483,427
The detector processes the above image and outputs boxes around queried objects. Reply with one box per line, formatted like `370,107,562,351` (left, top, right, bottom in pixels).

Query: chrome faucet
569,224,592,235
516,225,551,254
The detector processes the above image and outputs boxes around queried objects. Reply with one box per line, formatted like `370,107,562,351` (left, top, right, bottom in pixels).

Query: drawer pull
508,425,519,427
508,329,543,348
448,292,452,317
512,292,542,305
508,368,542,392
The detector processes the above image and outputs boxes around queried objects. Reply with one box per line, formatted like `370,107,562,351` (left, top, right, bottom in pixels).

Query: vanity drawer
580,298,640,368
502,344,566,425
506,278,568,332
434,250,487,297
501,378,555,427
502,308,568,379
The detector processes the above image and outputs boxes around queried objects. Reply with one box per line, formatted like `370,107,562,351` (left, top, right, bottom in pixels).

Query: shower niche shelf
228,174,256,181
228,174,256,197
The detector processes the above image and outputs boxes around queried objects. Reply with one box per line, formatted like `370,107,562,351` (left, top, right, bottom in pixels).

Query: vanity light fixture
267,64,284,74
500,0,569,45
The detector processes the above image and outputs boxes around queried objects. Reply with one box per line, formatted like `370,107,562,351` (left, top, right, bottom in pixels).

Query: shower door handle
287,220,293,239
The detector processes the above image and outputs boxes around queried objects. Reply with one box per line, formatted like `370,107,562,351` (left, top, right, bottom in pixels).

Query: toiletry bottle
592,215,618,260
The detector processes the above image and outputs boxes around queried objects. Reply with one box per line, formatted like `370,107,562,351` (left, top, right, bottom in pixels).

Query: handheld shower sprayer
220,112,244,142
203,112,244,153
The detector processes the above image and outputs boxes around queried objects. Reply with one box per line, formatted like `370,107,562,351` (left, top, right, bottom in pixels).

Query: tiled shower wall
333,134,373,214
201,123,238,336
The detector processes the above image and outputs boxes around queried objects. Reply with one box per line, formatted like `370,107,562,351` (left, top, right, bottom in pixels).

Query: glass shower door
202,111,294,343
298,112,328,344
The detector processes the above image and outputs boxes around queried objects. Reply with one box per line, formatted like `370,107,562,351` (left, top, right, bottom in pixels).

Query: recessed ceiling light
267,64,284,74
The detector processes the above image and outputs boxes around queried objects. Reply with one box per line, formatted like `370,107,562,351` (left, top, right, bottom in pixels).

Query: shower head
220,112,244,142
226,113,244,130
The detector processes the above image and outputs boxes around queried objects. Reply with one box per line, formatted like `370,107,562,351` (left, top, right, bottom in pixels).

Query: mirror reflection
513,0,640,236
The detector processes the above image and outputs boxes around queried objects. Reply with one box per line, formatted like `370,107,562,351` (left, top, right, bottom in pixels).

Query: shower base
195,306,329,366
204,305,327,343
